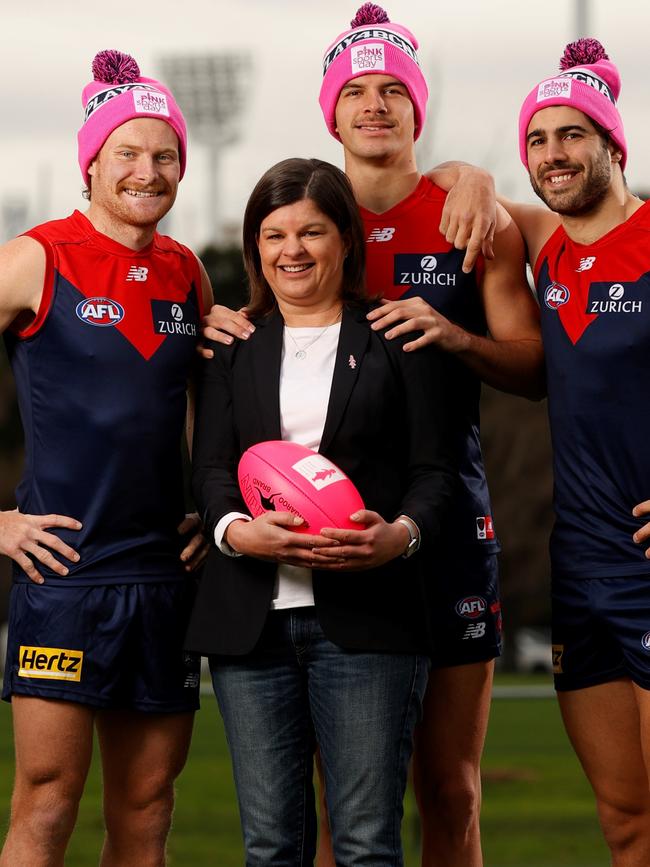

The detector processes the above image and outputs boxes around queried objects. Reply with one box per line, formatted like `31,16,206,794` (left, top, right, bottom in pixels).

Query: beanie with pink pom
77,50,187,184
518,38,626,169
319,3,428,141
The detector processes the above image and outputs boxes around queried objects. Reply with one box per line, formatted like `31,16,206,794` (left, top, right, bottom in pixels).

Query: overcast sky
2,0,647,248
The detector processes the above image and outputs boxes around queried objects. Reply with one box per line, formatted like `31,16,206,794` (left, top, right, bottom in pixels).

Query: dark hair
590,117,627,185
243,158,367,317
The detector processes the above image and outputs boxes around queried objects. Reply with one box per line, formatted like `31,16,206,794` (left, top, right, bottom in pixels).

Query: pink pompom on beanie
78,50,187,185
319,3,428,141
519,38,626,170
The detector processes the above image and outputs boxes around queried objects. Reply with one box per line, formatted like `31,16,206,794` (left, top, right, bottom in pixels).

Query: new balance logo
462,623,486,640
126,266,149,282
367,227,395,243
576,256,596,272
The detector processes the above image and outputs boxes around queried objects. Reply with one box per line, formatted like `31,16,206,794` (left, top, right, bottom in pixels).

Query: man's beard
529,148,612,217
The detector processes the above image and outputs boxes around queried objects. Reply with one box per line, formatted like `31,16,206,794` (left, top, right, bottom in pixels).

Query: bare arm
0,236,84,582
427,161,497,272
367,205,545,399
0,235,46,332
179,256,216,572
427,159,560,269
186,258,216,449
470,206,545,398
497,196,560,267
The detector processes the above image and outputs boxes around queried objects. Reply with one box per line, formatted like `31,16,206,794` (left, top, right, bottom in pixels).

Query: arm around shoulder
426,161,497,271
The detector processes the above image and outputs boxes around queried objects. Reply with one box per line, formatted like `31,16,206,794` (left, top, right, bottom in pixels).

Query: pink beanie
78,50,187,185
519,38,626,170
319,3,428,141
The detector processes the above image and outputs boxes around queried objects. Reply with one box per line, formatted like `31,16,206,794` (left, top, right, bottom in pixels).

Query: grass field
0,676,609,866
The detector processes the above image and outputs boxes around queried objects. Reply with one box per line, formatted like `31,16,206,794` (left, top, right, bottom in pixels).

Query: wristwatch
396,516,420,559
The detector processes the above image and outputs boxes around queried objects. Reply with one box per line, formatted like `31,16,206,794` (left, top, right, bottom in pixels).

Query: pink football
238,441,365,534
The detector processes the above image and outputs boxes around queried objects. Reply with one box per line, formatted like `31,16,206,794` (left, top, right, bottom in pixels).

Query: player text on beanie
319,3,428,141
518,38,626,170
78,50,187,184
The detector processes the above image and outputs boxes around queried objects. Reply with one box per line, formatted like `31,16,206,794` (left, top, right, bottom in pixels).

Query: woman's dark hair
243,158,367,317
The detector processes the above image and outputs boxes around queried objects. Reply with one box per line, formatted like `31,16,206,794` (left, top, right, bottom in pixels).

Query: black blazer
185,303,457,657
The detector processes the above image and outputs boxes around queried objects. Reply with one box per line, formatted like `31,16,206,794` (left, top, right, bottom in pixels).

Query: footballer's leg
559,681,650,867
97,710,194,867
413,660,493,867
635,682,650,788
0,697,94,867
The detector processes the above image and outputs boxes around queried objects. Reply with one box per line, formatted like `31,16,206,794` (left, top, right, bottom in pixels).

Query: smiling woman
242,158,366,321
256,199,348,320
186,158,460,865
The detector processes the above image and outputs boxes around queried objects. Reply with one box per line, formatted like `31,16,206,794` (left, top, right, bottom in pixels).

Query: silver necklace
285,310,342,360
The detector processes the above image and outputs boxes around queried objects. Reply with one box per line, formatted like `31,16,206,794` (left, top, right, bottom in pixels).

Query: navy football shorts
428,550,502,668
552,573,650,691
2,580,201,712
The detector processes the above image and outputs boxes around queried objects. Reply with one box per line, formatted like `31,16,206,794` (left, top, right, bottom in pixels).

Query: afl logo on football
76,298,125,327
455,596,487,620
641,631,650,652
544,282,570,309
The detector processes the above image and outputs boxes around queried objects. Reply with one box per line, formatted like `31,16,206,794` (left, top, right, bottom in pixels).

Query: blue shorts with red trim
2,580,201,713
552,573,650,691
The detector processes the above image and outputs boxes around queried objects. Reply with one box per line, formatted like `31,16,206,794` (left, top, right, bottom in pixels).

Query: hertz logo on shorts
18,646,83,682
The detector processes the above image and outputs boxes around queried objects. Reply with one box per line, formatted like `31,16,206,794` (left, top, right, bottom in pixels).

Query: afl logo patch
544,282,570,310
76,298,125,327
455,596,487,620
641,632,650,652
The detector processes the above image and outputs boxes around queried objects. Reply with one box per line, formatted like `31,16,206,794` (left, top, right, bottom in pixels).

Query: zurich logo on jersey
75,297,125,327
394,253,458,288
641,631,650,652
544,282,570,310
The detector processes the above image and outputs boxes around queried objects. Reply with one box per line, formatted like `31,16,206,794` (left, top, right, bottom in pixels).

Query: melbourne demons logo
75,297,125,327
544,282,570,310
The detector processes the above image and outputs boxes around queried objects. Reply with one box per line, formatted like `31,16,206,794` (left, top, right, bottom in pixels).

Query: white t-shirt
215,322,341,609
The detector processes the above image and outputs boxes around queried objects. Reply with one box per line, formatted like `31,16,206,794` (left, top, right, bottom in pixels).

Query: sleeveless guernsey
4,210,203,585
534,201,650,577
360,176,497,552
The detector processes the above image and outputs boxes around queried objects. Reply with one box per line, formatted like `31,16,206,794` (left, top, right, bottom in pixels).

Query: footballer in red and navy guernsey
493,39,650,865
202,6,544,866
0,51,213,866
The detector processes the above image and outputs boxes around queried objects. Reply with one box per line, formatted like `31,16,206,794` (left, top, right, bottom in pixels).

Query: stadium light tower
159,53,252,245
575,0,590,35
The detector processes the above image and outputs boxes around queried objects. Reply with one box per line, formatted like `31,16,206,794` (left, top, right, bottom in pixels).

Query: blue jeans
210,608,428,867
